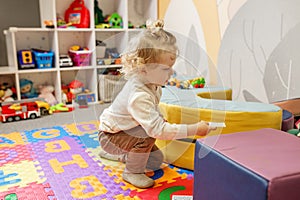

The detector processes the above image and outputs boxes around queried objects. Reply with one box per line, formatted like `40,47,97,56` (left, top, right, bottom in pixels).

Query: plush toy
0,83,16,102
38,85,58,106
20,79,38,99
0,88,14,102
62,80,85,103
69,80,84,96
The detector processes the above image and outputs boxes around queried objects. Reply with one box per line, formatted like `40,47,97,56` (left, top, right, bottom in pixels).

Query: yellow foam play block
156,87,282,170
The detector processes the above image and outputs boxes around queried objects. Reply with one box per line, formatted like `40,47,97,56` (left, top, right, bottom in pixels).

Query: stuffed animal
0,88,14,102
38,85,58,106
69,80,84,96
0,83,16,102
19,79,38,99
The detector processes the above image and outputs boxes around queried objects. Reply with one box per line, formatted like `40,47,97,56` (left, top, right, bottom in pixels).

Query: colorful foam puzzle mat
0,120,193,200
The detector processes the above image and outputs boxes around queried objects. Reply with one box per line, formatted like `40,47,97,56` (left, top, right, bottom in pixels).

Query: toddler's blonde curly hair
120,19,178,78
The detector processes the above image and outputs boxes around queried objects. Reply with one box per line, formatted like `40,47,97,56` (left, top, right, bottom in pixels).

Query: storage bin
69,50,92,66
98,74,127,102
96,46,106,58
32,50,54,69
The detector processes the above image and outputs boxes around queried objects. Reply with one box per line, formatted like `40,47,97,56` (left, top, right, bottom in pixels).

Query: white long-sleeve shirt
99,75,188,140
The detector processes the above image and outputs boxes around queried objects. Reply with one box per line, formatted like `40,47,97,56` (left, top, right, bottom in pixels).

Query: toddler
98,19,215,188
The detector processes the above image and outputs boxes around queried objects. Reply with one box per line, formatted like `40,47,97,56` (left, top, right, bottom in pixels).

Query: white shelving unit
1,0,157,103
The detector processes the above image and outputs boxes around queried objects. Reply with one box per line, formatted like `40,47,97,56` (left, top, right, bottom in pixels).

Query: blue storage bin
33,50,54,69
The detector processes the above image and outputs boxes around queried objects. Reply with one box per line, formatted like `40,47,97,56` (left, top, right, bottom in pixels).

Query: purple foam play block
194,128,300,200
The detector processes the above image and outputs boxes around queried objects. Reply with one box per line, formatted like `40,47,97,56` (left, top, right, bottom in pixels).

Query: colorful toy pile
0,83,16,103
167,78,190,89
68,45,92,66
167,77,206,89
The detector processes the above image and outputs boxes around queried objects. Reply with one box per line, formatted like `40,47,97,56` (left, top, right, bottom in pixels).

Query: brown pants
98,126,164,173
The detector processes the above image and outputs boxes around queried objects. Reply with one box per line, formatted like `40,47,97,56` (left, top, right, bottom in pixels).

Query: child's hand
187,121,219,137
195,121,217,136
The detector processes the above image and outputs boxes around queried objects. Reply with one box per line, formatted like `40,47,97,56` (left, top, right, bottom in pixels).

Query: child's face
21,83,32,94
144,52,176,86
159,51,177,67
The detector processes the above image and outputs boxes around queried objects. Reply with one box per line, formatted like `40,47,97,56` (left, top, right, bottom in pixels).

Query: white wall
163,0,209,82
161,0,300,103
217,0,300,103
0,0,40,66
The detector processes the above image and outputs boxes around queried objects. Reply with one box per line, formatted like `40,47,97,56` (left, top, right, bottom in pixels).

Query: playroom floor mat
0,120,193,200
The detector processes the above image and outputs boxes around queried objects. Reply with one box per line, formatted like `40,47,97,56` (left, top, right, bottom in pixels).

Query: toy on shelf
17,49,54,69
69,45,86,51
62,80,85,104
61,80,95,104
32,49,54,69
96,48,121,65
0,83,16,103
95,12,123,29
128,21,134,29
95,23,110,29
107,13,123,28
65,0,90,28
68,45,92,66
38,85,58,106
128,21,147,29
17,50,36,69
59,54,73,67
44,20,55,28
0,88,14,102
57,17,73,28
19,79,38,99
94,0,105,26
69,80,84,95
167,78,190,89
190,77,206,88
